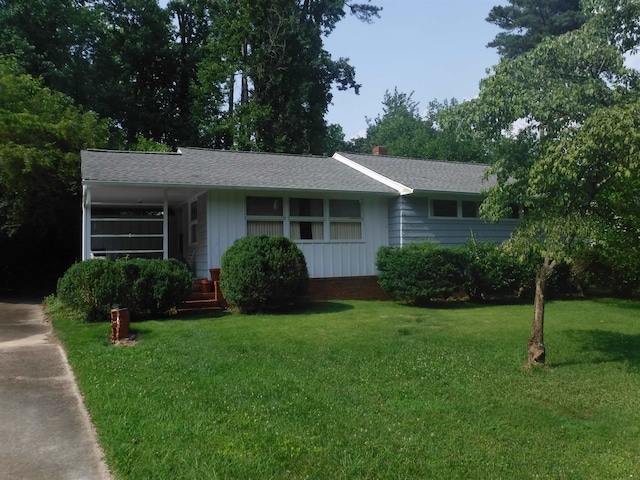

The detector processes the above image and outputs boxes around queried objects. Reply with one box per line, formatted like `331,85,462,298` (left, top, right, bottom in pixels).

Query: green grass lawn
48,298,640,479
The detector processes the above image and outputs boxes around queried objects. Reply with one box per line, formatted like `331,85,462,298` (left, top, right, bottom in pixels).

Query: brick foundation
306,276,389,301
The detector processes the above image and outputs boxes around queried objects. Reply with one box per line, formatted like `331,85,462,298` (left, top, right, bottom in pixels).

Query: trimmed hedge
56,258,192,321
458,239,535,301
120,258,192,316
220,235,309,313
56,259,124,321
376,242,466,304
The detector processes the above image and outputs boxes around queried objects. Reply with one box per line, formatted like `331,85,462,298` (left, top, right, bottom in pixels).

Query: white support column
163,189,169,259
82,186,91,260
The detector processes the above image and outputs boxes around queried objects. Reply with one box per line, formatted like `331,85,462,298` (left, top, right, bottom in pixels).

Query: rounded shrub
220,235,309,313
376,242,466,304
119,258,192,317
56,259,124,321
57,258,192,321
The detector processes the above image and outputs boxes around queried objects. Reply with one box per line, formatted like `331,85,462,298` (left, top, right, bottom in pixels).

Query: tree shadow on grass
271,301,356,316
556,329,640,372
588,297,640,311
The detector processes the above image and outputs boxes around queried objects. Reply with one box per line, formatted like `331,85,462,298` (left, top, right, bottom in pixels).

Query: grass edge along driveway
49,298,640,479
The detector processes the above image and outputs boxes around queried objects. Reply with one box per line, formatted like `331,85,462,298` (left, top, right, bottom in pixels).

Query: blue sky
323,0,506,139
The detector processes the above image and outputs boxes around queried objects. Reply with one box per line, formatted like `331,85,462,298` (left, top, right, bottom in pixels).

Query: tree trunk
527,258,556,366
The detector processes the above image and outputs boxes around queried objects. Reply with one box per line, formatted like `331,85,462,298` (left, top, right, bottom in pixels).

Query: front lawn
48,299,640,479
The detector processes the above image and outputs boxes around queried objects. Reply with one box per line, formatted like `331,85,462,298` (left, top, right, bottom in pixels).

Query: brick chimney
372,146,388,156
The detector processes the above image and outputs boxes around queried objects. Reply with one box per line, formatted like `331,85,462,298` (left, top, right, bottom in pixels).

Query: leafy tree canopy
355,88,487,162
195,0,381,154
486,0,587,58
0,56,110,284
460,0,640,365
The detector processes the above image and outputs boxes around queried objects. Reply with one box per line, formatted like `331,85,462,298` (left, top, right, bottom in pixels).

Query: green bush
574,248,640,298
459,239,535,301
56,259,124,321
56,258,192,321
376,242,466,304
119,258,192,317
220,235,309,313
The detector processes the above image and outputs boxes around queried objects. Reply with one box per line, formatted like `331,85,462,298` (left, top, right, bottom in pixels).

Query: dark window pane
330,199,361,218
246,196,283,216
461,201,479,218
432,200,457,217
290,198,323,217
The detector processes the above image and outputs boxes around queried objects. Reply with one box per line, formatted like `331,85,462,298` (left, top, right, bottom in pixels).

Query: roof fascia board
82,180,397,196
332,153,413,195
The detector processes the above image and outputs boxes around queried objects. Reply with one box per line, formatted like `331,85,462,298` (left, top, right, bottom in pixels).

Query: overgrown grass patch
48,298,640,479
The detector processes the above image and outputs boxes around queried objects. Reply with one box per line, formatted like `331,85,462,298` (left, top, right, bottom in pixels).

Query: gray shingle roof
81,148,398,194
336,152,494,194
81,148,495,196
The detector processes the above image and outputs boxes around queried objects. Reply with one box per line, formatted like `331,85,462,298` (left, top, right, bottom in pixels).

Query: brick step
179,298,224,312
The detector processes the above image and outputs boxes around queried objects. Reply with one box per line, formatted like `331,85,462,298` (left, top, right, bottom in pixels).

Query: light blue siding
388,195,515,247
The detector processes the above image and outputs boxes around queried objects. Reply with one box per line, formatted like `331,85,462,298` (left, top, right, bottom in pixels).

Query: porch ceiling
86,184,204,208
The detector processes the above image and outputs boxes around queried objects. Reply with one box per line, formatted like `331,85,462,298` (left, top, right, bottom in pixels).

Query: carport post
163,189,169,259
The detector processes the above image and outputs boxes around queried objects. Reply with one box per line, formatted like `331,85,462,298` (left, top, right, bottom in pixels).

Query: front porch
180,269,226,311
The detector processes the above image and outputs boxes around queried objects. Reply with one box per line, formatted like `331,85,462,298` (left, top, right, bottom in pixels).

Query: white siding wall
207,191,389,278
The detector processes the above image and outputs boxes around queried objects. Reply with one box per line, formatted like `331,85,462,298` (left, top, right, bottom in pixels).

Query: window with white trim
246,196,363,241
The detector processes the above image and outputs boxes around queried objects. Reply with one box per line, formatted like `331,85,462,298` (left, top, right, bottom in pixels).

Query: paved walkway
0,298,112,480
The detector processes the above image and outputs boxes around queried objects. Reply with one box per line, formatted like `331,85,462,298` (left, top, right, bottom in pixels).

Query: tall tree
463,0,640,365
0,56,110,285
486,0,586,58
167,0,213,146
195,0,381,154
0,0,101,105
92,0,177,145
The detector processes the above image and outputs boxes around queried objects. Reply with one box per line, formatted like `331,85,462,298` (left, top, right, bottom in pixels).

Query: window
329,199,362,240
431,199,485,219
330,199,361,218
246,196,284,236
189,199,198,244
290,198,324,240
247,196,283,216
290,198,323,217
432,199,458,218
462,201,481,218
507,203,521,219
245,196,363,241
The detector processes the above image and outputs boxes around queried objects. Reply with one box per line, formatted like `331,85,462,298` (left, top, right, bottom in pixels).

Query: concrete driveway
0,298,112,480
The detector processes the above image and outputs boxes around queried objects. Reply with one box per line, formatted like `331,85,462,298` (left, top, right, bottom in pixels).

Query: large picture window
246,196,363,241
